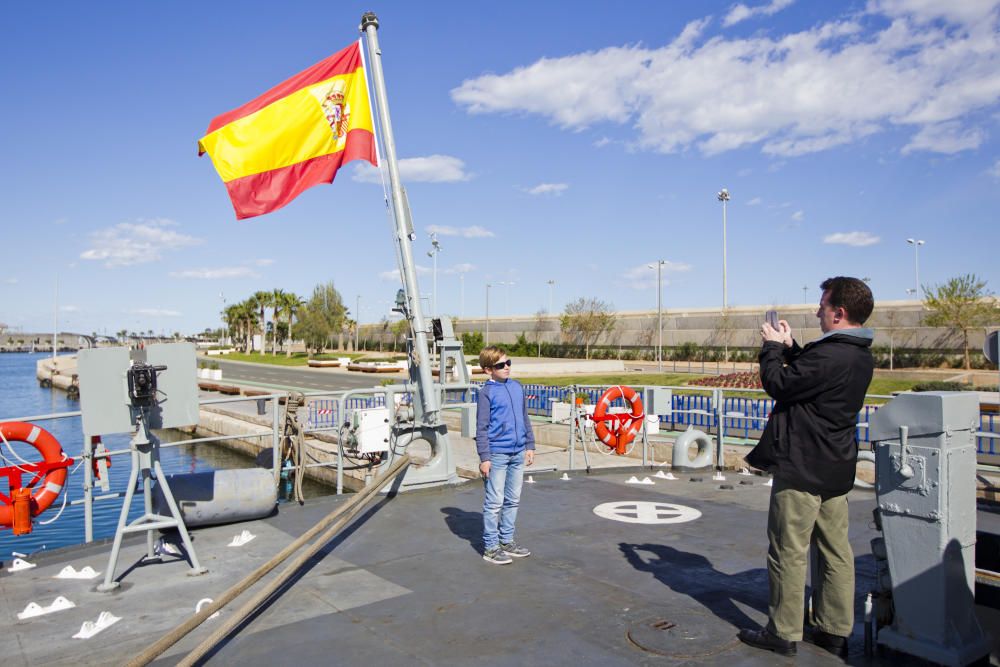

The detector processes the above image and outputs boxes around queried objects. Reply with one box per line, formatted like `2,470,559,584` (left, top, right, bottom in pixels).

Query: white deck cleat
7,558,36,573
228,530,256,547
560,472,571,481
55,565,100,580
195,598,221,619
739,467,753,476
640,477,655,485
712,471,726,481
525,475,535,484
18,596,76,620
764,477,773,487
73,611,121,639
654,470,677,480
626,476,640,484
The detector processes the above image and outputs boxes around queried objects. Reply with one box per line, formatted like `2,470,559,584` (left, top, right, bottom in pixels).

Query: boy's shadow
441,506,484,553
619,542,769,630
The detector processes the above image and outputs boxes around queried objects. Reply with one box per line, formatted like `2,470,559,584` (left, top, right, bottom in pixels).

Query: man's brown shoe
811,629,848,657
738,628,797,656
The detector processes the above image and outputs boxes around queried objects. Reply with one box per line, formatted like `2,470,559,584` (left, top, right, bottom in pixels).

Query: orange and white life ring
0,422,69,529
592,386,644,455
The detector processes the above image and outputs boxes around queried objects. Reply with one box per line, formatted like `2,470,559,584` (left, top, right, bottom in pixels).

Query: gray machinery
868,392,990,665
77,343,207,591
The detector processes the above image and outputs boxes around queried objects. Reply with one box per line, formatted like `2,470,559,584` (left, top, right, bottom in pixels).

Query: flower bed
688,371,762,389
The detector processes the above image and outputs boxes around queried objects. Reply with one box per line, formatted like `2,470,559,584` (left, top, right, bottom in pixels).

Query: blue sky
3,0,999,336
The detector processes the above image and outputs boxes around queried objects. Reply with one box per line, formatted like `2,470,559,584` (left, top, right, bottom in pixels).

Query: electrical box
644,387,672,417
350,407,391,454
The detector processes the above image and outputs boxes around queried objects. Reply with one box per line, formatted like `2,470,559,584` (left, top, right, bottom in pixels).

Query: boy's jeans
482,449,525,551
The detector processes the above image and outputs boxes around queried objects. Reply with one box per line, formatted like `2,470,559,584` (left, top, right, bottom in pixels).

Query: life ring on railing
593,386,644,455
0,422,70,530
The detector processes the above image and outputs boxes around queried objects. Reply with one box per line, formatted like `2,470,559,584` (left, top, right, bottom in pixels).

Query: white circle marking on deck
592,501,701,525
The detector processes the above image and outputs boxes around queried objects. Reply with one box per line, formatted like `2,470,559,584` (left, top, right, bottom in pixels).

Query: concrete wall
450,300,998,352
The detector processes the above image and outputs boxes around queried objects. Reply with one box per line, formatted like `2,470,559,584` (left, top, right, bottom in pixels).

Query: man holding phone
738,277,875,657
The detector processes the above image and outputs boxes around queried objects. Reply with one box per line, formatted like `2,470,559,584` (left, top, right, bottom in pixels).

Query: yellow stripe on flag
200,69,373,183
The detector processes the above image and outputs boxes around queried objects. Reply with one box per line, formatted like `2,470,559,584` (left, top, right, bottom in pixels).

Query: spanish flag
199,41,378,219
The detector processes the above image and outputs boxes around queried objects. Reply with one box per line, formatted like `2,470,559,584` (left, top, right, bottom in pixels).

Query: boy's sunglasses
491,360,512,369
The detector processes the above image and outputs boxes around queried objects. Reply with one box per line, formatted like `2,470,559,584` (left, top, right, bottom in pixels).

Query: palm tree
235,300,258,353
270,288,286,355
249,291,271,353
281,292,304,357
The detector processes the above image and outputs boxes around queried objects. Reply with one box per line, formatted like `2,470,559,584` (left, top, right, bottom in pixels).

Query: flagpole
360,13,441,424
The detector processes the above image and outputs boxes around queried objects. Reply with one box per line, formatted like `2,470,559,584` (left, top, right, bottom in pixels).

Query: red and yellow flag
199,41,377,219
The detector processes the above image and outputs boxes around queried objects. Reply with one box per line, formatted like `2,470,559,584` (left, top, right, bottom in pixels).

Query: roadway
212,358,401,393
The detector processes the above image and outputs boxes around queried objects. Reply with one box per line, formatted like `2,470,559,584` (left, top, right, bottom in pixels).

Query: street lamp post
485,283,492,345
717,188,730,310
648,261,665,372
220,292,226,346
906,238,924,297
546,280,555,315
355,294,361,351
427,233,442,316
802,285,808,303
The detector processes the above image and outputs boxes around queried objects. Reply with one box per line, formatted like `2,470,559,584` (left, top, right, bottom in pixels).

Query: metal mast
360,12,441,424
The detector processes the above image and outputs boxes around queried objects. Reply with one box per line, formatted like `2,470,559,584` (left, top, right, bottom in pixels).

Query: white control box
350,407,391,453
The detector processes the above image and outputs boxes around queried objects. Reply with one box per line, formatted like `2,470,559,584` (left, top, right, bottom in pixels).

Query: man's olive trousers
766,476,854,641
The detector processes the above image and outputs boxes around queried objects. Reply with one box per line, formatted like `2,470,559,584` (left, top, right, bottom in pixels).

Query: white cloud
53,217,68,225
169,267,260,280
3,278,17,285
426,225,495,238
823,231,881,246
901,121,985,154
791,210,805,221
526,183,569,196
81,218,201,268
353,155,471,183
59,305,79,312
723,0,796,27
623,261,693,290
379,266,431,281
252,258,274,266
989,159,1000,179
746,196,762,206
445,263,476,274
129,308,182,317
452,5,1000,158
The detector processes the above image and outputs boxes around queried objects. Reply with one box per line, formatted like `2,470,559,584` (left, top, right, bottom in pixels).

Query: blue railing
308,394,386,429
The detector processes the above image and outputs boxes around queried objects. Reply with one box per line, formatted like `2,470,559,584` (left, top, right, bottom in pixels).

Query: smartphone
765,310,779,330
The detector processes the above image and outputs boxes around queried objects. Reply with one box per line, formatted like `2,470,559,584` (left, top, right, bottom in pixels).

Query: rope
125,454,410,667
279,393,306,504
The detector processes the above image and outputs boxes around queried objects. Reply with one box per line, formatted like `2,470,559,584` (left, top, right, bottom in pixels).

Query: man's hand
761,320,793,347
526,450,535,466
479,461,491,478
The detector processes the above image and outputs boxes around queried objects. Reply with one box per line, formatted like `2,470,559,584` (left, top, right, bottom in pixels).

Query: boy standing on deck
476,346,535,565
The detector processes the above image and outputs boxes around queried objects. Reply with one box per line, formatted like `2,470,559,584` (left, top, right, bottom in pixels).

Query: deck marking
593,501,701,525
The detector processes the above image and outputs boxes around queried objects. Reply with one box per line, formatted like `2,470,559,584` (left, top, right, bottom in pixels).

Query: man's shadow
620,542,769,630
441,506,483,553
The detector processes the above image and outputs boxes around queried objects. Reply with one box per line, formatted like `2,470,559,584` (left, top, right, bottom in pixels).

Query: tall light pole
802,285,808,303
906,238,924,297
485,283,492,345
427,233,442,316
717,188,730,310
220,292,226,345
546,279,555,314
355,294,361,351
649,260,665,372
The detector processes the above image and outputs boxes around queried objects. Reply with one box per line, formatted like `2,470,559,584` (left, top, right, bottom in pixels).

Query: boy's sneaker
483,547,512,565
500,542,531,558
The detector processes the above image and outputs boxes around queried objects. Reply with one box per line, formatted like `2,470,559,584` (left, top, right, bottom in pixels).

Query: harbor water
0,352,264,558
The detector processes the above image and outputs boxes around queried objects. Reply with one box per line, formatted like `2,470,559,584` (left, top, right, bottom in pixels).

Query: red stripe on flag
224,128,375,219
206,42,364,135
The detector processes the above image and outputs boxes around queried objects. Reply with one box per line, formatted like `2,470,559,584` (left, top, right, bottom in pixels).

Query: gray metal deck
3,469,998,666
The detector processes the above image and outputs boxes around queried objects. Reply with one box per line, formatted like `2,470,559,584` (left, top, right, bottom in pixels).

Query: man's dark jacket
746,328,874,496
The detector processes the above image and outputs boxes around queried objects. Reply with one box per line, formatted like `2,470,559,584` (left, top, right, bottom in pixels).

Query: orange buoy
592,386,644,455
0,422,71,533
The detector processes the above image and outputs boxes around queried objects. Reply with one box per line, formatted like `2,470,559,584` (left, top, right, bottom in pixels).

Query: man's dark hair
820,276,874,325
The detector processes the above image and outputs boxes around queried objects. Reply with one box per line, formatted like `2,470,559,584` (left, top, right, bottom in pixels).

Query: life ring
0,422,70,528
592,386,644,455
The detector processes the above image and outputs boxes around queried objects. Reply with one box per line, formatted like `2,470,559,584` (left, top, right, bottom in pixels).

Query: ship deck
3,468,999,666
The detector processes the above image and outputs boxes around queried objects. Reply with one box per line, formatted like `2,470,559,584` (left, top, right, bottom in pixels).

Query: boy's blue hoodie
475,378,536,462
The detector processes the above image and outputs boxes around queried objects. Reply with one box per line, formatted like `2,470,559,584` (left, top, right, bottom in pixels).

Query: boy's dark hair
820,276,874,325
479,345,507,369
